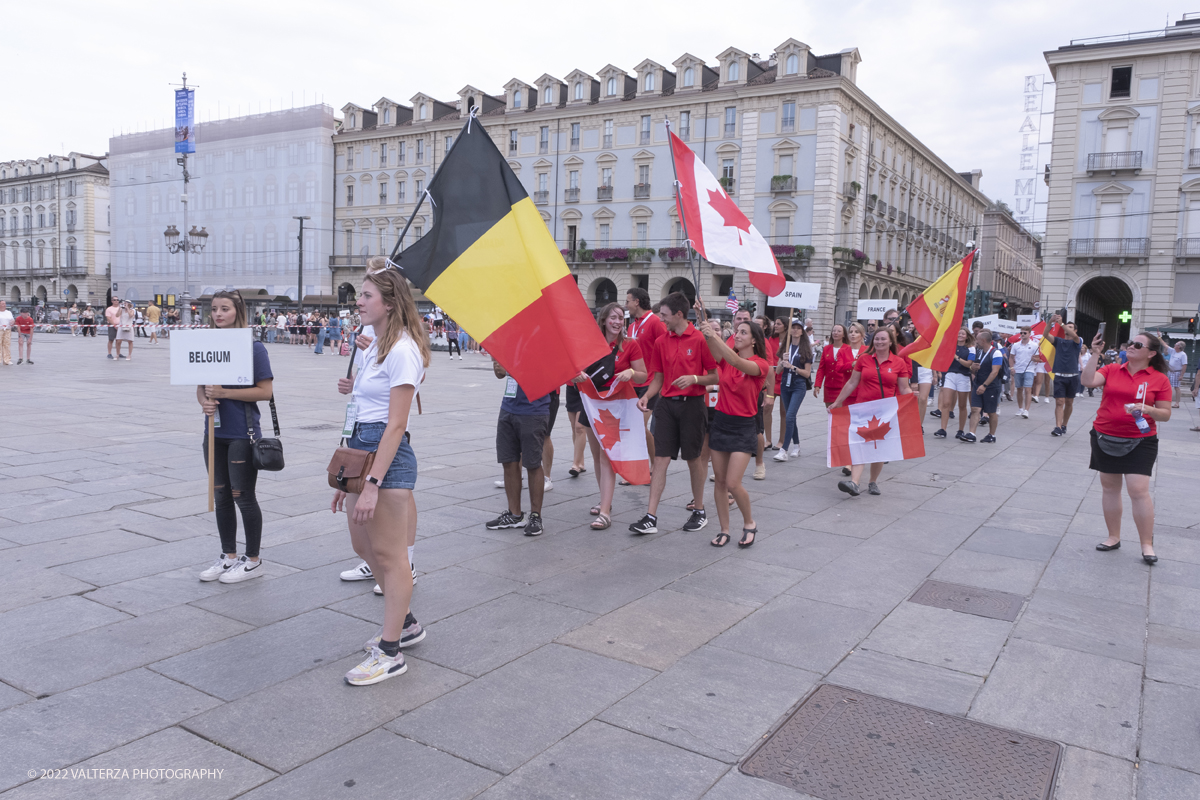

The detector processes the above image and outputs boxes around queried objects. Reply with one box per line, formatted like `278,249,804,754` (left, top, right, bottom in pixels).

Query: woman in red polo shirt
698,314,769,548
828,327,912,497
1084,331,1171,564
814,324,849,406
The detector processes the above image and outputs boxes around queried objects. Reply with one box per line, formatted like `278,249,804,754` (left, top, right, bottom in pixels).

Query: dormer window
683,67,694,87
419,103,427,120
513,89,522,109
350,112,357,127
607,77,617,96
574,81,582,100
383,108,390,124
645,73,655,91
544,86,553,104
727,62,739,81
785,53,799,75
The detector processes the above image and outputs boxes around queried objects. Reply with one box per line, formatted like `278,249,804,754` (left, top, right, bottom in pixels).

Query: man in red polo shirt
631,291,717,534
626,287,667,460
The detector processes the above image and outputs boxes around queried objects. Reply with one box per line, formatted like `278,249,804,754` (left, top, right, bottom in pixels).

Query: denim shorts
348,421,417,490
1015,371,1035,388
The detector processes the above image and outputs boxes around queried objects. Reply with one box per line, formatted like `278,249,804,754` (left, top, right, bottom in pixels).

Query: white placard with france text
768,281,821,310
857,299,898,319
170,329,255,386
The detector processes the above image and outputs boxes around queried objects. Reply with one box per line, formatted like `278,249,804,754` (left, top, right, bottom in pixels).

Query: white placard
991,318,1019,335
768,281,821,310
1016,314,1038,326
857,299,898,319
170,329,255,386
968,314,999,330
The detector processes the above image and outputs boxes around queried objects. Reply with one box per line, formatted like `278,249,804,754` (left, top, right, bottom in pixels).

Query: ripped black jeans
202,437,263,557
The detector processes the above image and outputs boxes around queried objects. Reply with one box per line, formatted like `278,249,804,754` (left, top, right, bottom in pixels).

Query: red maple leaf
593,408,626,449
706,188,751,244
855,416,891,448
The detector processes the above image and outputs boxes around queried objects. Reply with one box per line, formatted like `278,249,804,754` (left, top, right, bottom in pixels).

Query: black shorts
1089,429,1157,476
565,384,584,414
107,325,117,342
969,385,1000,414
709,410,758,455
635,384,657,412
496,410,548,470
755,397,765,435
547,390,560,433
652,395,708,461
1054,375,1081,399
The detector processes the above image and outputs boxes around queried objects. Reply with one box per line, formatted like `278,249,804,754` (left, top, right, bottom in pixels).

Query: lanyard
629,312,652,340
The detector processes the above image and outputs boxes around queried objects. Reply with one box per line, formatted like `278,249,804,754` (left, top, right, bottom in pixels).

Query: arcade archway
1075,275,1134,347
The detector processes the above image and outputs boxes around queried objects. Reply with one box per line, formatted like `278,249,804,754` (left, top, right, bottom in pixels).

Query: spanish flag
396,119,610,399
900,250,975,371
1036,320,1063,377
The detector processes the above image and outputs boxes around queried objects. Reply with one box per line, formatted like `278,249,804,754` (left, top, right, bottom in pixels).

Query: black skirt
565,383,584,414
1089,428,1158,476
708,410,758,455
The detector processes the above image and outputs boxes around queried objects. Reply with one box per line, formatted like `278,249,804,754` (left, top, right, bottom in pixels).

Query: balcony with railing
678,128,689,141
533,190,549,205
876,200,888,217
539,141,549,154
570,137,580,151
1068,238,1150,257
781,118,795,133
719,177,735,195
1086,151,1143,175
838,181,855,199
772,176,797,193
597,185,613,201
330,255,368,268
1190,149,1200,169
603,134,613,149
898,211,908,226
1177,238,1200,257
887,207,897,221
565,188,580,203
508,141,518,155
640,130,651,144
633,183,651,199
724,122,736,137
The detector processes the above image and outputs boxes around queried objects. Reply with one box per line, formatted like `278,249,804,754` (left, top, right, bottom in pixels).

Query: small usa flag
725,289,739,312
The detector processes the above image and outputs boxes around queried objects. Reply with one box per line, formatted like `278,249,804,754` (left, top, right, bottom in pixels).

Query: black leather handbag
250,396,285,471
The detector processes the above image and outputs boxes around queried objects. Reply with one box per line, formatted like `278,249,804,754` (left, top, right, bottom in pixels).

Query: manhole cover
741,684,1061,800
297,424,340,431
908,579,1024,621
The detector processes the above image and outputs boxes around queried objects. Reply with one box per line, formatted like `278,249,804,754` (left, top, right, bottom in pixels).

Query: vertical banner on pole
175,89,195,154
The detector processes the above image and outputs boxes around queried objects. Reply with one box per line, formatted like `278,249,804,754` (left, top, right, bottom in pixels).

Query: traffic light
1189,317,1196,334
1001,301,1009,318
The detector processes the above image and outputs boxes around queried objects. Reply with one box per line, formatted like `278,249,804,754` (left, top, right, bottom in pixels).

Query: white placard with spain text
170,329,254,386
857,299,898,320
768,281,822,310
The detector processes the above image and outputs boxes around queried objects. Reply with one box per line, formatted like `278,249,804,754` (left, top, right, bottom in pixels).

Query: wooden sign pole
207,413,215,512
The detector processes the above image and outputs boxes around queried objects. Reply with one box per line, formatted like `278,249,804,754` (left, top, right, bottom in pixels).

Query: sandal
686,500,696,511
569,467,581,477
590,513,611,530
590,505,602,516
711,532,731,547
738,528,757,548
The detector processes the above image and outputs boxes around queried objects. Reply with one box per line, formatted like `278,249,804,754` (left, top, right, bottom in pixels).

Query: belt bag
1095,431,1140,457
250,396,285,472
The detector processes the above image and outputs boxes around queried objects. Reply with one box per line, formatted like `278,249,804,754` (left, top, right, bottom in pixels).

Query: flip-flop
590,505,602,516
590,513,611,530
711,532,731,547
738,528,757,548
569,468,581,477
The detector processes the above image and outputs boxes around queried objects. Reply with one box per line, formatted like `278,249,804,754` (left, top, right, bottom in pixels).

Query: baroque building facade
332,39,985,330
1043,15,1200,343
0,153,109,308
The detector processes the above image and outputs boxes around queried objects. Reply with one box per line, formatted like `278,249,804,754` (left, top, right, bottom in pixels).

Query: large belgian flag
396,118,610,399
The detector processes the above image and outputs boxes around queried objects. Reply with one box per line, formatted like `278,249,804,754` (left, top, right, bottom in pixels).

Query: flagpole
387,189,429,263
664,119,705,323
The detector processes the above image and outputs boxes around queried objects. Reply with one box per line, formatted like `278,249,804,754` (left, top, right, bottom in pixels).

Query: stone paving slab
823,649,984,715
858,601,1012,676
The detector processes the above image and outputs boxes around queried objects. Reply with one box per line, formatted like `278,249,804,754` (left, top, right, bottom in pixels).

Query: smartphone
1096,322,1107,342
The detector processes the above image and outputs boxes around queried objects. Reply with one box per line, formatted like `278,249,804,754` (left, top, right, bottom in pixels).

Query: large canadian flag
827,394,926,468
577,380,652,485
670,131,786,297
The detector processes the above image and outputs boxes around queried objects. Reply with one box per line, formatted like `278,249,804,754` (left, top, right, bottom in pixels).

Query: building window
415,179,423,196
419,103,427,120
673,220,682,245
604,119,613,148
398,142,406,164
540,125,549,153
244,186,254,206
398,181,406,202
569,170,579,189
645,72,655,91
350,112,357,127
574,81,583,100
538,173,548,192
414,226,423,239
636,222,647,247
544,86,554,104
509,129,518,154
602,167,613,187
445,135,453,153
722,158,735,182
683,66,694,87
382,108,390,124
728,61,739,81
785,53,800,75
600,222,610,246
571,122,581,150
782,102,796,132
306,180,316,203
344,229,353,255
346,185,354,206
513,89,522,109
380,182,388,204
638,164,650,185
724,106,737,136
416,140,424,163
641,115,652,144
1110,66,1132,99
380,146,388,167
680,110,691,139
607,76,617,96
347,146,354,168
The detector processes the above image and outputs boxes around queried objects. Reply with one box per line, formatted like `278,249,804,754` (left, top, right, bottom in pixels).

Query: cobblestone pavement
2,333,1199,799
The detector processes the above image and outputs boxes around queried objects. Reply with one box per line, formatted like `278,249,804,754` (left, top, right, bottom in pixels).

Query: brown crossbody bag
327,335,376,493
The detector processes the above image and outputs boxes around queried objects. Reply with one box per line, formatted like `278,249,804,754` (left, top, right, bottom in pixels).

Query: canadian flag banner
578,381,652,485
827,394,926,468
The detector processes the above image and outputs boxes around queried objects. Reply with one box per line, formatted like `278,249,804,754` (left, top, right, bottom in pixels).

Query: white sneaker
1014,409,1023,416
373,583,383,596
788,444,801,458
340,562,373,581
199,554,239,582
544,478,553,492
772,450,788,462
219,555,264,583
1022,409,1030,418
1032,397,1039,403
344,647,406,686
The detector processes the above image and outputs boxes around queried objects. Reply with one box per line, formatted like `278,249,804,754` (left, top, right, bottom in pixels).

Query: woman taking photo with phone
332,258,430,685
696,302,769,548
773,318,813,462
1085,331,1171,564
197,291,274,584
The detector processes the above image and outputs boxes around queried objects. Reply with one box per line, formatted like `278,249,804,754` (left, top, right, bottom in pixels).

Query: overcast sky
6,0,1184,231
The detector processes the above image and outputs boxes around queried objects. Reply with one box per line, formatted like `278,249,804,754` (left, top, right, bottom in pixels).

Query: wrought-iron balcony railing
1068,238,1150,257
1175,238,1200,257
597,185,613,201
533,190,549,204
564,188,580,202
633,183,651,199
1086,151,1143,173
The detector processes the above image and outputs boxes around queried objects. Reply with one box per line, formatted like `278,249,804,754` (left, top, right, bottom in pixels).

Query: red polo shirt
653,323,717,398
627,310,667,388
716,356,769,417
851,350,911,403
1094,363,1170,438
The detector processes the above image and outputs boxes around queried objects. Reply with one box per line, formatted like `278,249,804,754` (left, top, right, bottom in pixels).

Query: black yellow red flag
396,118,609,399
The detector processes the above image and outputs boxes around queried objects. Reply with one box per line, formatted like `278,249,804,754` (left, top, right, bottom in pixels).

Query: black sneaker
682,509,708,532
955,430,965,441
948,410,955,419
524,512,543,536
400,611,425,647
981,434,996,443
980,415,990,425
1051,426,1063,437
837,480,861,496
933,429,947,438
841,467,852,476
486,510,525,529
929,409,942,418
962,432,977,442
629,514,658,535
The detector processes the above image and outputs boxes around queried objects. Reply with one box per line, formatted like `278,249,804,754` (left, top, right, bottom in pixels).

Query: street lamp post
294,215,310,311
164,216,208,324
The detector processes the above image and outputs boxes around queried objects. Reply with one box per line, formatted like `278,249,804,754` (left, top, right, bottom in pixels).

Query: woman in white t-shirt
333,257,431,686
